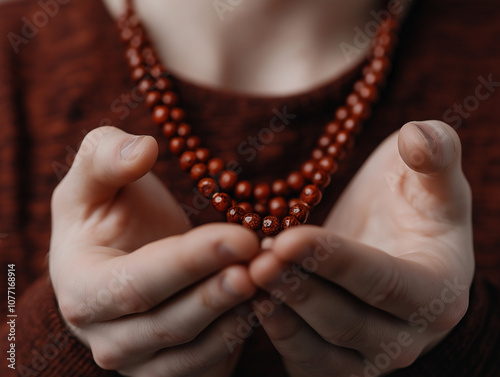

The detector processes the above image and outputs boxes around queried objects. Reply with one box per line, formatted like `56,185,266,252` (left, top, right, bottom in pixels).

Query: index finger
56,223,259,324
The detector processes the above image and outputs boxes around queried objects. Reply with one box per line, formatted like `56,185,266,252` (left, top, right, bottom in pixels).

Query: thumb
58,126,158,208
397,120,471,219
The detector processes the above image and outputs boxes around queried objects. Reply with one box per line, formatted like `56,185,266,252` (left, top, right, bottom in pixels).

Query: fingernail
412,122,436,153
120,136,143,160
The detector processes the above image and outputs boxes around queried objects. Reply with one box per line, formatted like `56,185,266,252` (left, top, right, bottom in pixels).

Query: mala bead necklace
116,1,398,236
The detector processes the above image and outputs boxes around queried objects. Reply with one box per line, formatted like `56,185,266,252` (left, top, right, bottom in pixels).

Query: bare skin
50,1,472,376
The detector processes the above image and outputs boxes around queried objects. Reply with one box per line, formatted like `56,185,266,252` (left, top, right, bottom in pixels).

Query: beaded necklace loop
116,2,398,236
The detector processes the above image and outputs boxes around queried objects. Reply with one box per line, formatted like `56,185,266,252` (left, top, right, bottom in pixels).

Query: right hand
49,126,260,377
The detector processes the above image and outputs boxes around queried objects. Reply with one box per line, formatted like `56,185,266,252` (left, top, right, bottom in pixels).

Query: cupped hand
49,126,260,377
249,121,474,377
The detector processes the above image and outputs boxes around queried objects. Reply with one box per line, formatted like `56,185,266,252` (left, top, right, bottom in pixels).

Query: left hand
249,120,474,377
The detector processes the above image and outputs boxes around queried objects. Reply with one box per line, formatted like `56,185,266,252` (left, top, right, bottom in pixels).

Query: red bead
325,121,341,136
318,157,338,175
282,215,300,230
300,160,317,180
318,134,332,149
254,202,268,217
152,106,169,124
129,33,144,49
162,91,178,106
242,213,262,232
287,171,305,192
350,101,371,121
336,131,351,146
358,84,379,102
138,78,155,93
131,66,147,82
262,216,280,237
288,198,304,208
326,143,342,159
268,197,288,219
198,178,219,198
207,158,224,176
226,206,246,223
301,185,322,206
364,71,383,87
254,183,271,202
271,179,289,197
212,193,232,213
170,108,185,122
235,181,253,201
289,203,309,223
186,136,201,150
371,57,391,74
177,123,191,137
149,64,164,79
195,148,210,162
219,170,238,191
237,202,253,213
141,46,157,66
179,151,198,171
169,137,185,155
335,106,349,122
346,93,360,107
155,77,173,91
311,170,331,188
343,117,361,134
145,91,161,109
162,122,177,138
190,163,207,181
311,148,324,160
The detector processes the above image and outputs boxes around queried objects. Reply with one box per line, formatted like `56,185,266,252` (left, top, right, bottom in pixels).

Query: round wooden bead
169,137,185,155
282,215,300,230
190,163,207,181
145,91,161,109
149,63,164,79
271,179,289,197
301,185,322,206
162,122,177,138
237,202,253,213
335,106,349,122
318,157,338,175
226,206,246,223
289,203,309,223
131,66,147,82
207,158,224,176
262,216,280,237
254,183,271,202
311,148,324,160
235,181,252,201
195,148,210,162
325,121,341,136
343,117,361,134
254,201,268,217
219,170,238,191
177,123,191,137
198,177,219,198
212,192,232,213
350,101,371,121
311,169,331,188
318,134,332,149
371,57,391,74
326,143,345,160
161,91,178,106
155,77,173,91
346,93,360,107
138,78,155,93
242,213,262,232
335,131,351,146
179,151,198,171
152,106,169,124
358,83,379,102
186,136,201,150
170,107,185,122
300,160,317,180
287,171,305,192
268,196,288,219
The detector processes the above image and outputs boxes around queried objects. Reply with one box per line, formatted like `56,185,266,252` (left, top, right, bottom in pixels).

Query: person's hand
49,126,260,377
249,121,473,377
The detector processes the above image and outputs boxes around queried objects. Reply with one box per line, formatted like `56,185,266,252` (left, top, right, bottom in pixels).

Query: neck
104,0,406,95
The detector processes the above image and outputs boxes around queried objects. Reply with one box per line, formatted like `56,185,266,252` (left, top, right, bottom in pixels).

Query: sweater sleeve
1,273,120,377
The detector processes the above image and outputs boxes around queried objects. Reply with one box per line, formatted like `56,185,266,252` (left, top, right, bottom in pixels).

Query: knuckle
91,341,126,371
389,344,422,369
114,282,151,315
365,266,406,307
148,316,195,347
58,294,89,326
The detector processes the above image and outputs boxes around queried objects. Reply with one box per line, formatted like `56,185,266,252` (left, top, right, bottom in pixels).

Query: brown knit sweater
1,0,499,376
